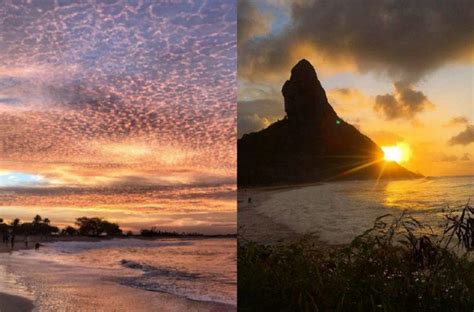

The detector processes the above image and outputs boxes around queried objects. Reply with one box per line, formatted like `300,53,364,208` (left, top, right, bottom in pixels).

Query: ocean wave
121,277,235,306
44,238,193,253
119,259,236,305
120,259,201,279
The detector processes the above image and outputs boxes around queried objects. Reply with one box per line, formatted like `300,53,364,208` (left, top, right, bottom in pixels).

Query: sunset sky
0,0,236,233
238,0,473,177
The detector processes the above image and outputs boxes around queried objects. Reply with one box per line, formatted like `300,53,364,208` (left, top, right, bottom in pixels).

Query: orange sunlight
382,143,411,164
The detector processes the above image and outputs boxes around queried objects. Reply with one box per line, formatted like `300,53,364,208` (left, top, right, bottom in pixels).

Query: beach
239,176,473,245
0,238,236,311
238,184,320,245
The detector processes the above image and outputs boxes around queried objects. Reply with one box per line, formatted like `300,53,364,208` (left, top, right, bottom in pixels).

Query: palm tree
33,215,42,225
10,218,20,235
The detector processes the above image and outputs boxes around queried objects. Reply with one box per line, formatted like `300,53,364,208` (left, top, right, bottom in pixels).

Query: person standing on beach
25,234,29,248
10,234,15,250
0,218,6,244
5,230,11,246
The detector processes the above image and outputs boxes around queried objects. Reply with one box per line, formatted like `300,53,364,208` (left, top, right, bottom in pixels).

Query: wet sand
0,235,104,254
238,183,323,245
0,270,233,312
0,292,34,312
0,237,236,311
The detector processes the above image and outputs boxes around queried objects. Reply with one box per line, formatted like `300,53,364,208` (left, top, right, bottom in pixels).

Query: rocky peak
282,59,333,124
238,59,421,186
290,59,318,82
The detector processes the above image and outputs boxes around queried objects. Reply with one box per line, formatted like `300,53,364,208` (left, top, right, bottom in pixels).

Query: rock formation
238,59,421,186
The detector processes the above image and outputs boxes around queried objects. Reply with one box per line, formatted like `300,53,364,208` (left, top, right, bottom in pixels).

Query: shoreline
0,235,235,254
0,237,236,311
238,175,427,191
239,176,472,247
238,185,321,245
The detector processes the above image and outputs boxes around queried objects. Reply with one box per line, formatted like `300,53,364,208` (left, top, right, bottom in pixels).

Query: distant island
238,59,421,186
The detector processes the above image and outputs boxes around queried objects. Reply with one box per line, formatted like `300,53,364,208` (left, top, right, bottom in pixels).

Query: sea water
0,238,236,309
257,176,474,244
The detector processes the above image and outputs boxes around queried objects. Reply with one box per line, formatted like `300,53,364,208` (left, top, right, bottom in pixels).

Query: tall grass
239,201,474,311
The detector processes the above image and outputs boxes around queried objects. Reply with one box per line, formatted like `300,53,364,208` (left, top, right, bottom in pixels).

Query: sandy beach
0,237,236,311
0,235,93,254
238,183,322,245
0,278,232,312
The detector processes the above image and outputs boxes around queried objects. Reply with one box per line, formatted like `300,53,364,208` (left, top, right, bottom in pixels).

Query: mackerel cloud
0,0,236,187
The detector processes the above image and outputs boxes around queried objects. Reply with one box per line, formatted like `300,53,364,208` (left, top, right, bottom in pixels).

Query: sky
238,0,473,177
0,0,236,233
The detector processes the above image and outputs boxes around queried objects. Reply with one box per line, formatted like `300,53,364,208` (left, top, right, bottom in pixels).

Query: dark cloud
0,97,21,105
238,98,284,137
239,0,473,81
331,88,351,96
238,0,272,50
444,116,470,127
448,125,474,146
439,154,458,162
374,81,432,119
439,152,471,162
461,153,471,161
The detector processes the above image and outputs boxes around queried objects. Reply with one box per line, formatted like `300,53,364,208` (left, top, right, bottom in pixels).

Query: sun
382,143,411,164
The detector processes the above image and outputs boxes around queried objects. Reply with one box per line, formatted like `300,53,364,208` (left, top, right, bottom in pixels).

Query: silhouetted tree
13,216,59,236
75,217,122,236
61,226,78,236
10,218,20,234
33,215,42,225
0,219,6,241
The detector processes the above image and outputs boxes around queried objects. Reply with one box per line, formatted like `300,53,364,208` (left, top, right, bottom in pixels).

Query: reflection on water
0,238,236,308
257,176,473,244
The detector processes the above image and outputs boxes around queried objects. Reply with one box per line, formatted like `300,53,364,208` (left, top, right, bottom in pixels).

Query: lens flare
382,143,411,164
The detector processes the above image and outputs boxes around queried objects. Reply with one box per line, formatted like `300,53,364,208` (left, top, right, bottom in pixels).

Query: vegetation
140,227,205,237
0,215,59,236
0,216,232,239
75,217,122,237
239,202,474,311
0,215,122,237
140,226,236,238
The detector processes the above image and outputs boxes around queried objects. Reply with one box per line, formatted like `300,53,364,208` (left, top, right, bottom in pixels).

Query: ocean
256,176,474,245
0,238,236,310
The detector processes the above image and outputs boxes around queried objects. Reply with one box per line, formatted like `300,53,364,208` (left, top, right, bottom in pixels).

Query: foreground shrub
238,202,474,311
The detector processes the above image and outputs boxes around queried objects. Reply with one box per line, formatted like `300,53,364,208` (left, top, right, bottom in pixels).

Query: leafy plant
239,201,474,311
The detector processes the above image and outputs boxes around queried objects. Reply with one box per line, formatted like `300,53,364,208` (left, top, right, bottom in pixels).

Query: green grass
238,203,474,311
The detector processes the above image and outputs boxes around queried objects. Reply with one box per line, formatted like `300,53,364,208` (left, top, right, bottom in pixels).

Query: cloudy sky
238,0,473,177
0,0,236,233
